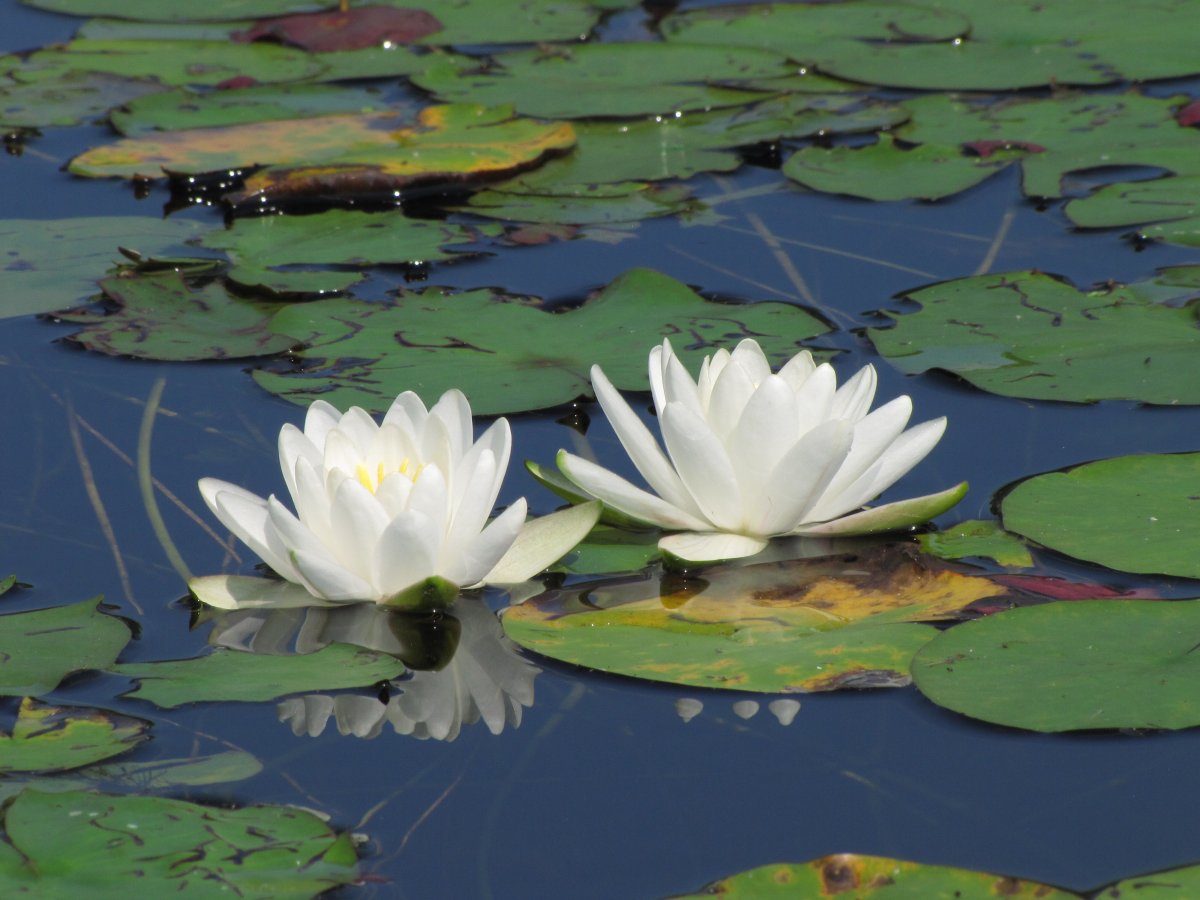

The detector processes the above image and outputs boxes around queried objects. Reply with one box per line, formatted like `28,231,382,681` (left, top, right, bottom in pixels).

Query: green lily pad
551,526,661,575
57,270,296,360
662,0,1200,90
412,43,791,119
0,751,263,804
895,92,1200,199
252,267,830,415
918,520,1034,568
0,788,359,896
0,596,130,697
1103,863,1200,898
869,267,1200,404
1138,216,1200,248
110,83,391,135
111,643,405,708
502,546,993,693
0,700,147,774
0,71,165,130
5,38,325,87
464,182,699,225
197,209,496,293
1066,174,1200,229
674,856,1076,898
43,0,609,45
0,216,204,320
1000,453,1200,578
912,599,1200,732
783,134,1022,201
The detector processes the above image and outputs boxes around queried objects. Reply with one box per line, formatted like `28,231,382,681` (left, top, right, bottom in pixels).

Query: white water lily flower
190,390,598,610
557,339,966,562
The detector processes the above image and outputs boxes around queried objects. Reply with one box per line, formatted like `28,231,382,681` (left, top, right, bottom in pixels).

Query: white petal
188,575,339,610
407,464,451,535
329,479,391,586
557,450,710,530
830,364,878,422
373,509,441,598
484,501,602,584
430,388,473,464
446,499,527,586
200,480,299,582
375,467,414,517
336,406,381,455
658,531,768,562
794,482,968,536
453,418,510,511
278,423,321,507
417,410,454,480
809,416,947,521
264,497,347,589
794,364,836,436
819,396,913,503
290,546,375,601
660,401,742,530
750,419,853,534
442,450,499,566
303,400,343,448
726,374,800,498
292,457,334,545
647,343,668,415
729,339,771,384
705,358,756,444
662,349,704,418
323,428,363,478
383,391,430,434
591,364,701,517
776,349,816,392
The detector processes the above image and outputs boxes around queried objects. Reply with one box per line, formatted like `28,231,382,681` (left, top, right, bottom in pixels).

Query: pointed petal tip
795,481,969,537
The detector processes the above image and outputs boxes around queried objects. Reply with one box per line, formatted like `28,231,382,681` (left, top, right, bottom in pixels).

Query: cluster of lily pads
5,0,1200,893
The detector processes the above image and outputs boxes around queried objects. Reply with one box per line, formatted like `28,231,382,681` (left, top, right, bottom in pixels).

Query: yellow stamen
356,458,422,493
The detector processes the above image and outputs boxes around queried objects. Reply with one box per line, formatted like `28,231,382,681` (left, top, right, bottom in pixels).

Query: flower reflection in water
207,597,538,743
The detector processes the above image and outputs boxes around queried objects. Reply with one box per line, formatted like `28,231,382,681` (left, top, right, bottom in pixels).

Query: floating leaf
252,267,830,415
662,0,1200,90
551,526,661,575
412,43,792,119
6,38,325,87
1066,174,1200,230
57,270,296,360
912,599,1200,732
110,83,391,135
1103,863,1200,898
112,644,405,708
501,546,996,692
783,134,1021,201
234,5,442,51
0,71,164,130
918,520,1033,568
0,216,204,320
0,789,359,896
1000,453,1200,578
869,268,1200,404
197,209,497,294
464,182,699,225
0,700,147,774
674,856,1075,898
0,597,130,697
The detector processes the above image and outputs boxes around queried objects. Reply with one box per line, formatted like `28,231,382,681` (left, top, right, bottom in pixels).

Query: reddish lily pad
234,6,443,52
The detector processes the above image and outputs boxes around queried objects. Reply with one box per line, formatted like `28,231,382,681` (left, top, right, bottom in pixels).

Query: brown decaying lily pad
234,6,442,53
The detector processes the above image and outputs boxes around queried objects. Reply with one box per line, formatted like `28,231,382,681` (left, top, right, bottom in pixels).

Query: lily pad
551,526,661,575
233,5,443,51
869,268,1200,404
918,520,1034,568
674,856,1075,898
0,216,204,320
464,182,699,225
0,596,130,697
1000,453,1200,578
57,270,296,360
783,134,1023,201
111,643,405,708
0,788,359,896
38,0,610,45
0,700,147,774
252,267,830,415
412,43,791,119
198,209,496,293
662,0,1200,90
911,599,1200,731
501,546,998,692
5,38,325,87
1066,174,1200,229
1103,863,1200,898
0,71,164,130
110,83,391,135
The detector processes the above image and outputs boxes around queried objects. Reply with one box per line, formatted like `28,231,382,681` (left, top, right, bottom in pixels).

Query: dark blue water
4,2,1200,897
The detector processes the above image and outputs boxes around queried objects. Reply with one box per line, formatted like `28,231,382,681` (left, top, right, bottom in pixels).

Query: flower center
356,457,422,493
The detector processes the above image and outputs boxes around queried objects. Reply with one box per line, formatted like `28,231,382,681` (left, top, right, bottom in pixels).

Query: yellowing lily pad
869,268,1200,404
0,700,147,774
675,856,1076,898
499,546,998,693
252,267,830,415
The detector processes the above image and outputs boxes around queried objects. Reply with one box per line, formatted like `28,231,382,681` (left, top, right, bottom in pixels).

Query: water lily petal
662,347,704,418
329,478,391,586
374,509,440,598
200,479,299,581
751,419,853,535
660,401,741,530
729,338,772,385
647,345,668,415
303,400,342,448
292,457,334,545
706,357,756,444
557,450,710,530
188,575,339,610
408,463,451,535
484,500,602,584
382,390,429,434
659,531,768,562
336,406,381,455
727,374,800,497
776,349,816,392
819,395,913,504
290,546,375,601
449,498,527,586
591,364,700,517
430,388,473,465
830,363,877,423
794,363,836,436
453,418,510,512
278,423,321,506
795,481,968,536
442,449,498,564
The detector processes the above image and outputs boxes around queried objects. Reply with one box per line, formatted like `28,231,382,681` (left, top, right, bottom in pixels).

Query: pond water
4,1,1200,896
